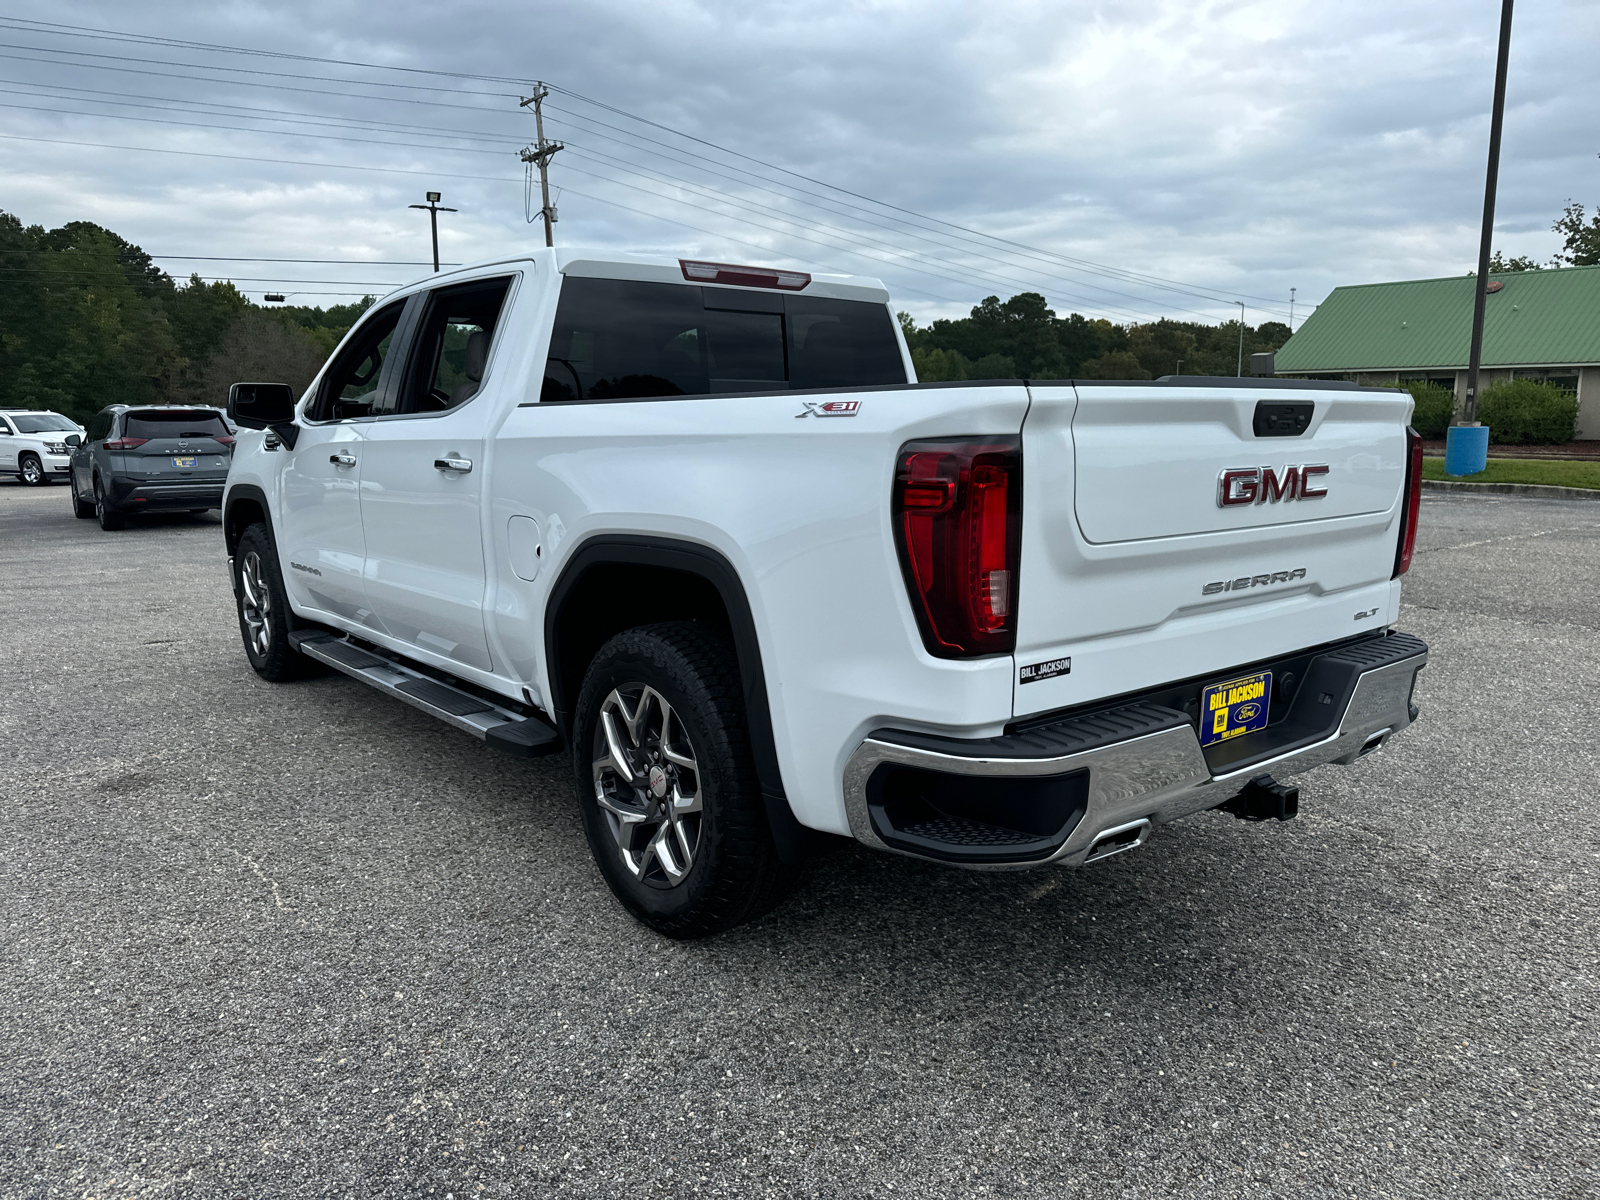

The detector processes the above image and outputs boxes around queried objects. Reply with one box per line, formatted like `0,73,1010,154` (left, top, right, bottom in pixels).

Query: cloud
2,0,1595,324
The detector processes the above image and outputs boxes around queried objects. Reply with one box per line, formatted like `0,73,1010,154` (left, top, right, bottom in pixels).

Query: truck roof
405,248,892,305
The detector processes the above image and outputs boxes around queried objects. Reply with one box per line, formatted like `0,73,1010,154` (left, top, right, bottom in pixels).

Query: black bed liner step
288,630,561,758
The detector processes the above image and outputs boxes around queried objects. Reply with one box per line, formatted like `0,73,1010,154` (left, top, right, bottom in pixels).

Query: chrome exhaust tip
1084,818,1152,863
1357,728,1391,757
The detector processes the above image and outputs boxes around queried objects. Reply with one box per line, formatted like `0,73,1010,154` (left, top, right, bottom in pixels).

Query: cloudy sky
2,0,1596,327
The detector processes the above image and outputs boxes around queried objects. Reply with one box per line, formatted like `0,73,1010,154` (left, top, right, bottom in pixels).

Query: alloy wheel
239,550,273,658
20,457,42,485
591,685,703,888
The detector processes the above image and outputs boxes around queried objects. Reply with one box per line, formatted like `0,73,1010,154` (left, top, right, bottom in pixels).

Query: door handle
329,452,357,466
434,456,473,473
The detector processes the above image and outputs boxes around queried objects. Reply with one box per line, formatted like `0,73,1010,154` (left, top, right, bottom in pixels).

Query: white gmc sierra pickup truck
222,249,1428,937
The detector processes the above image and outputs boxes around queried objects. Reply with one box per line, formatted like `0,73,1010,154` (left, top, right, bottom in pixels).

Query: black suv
68,405,234,530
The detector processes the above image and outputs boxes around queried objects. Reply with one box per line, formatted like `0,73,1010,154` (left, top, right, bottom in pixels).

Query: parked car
69,404,234,530
221,249,1428,938
0,409,83,485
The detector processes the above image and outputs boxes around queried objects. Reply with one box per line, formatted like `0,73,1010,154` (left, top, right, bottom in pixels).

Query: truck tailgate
1013,382,1413,719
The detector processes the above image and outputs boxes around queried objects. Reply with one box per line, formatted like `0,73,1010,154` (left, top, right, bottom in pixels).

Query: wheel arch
545,535,816,862
223,484,272,557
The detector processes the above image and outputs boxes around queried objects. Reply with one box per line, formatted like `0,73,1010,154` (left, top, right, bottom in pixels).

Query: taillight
215,435,235,447
893,438,1021,657
103,438,147,450
1394,426,1423,577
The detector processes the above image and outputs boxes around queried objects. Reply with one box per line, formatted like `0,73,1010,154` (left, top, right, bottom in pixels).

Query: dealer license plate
172,456,196,468
1200,671,1272,746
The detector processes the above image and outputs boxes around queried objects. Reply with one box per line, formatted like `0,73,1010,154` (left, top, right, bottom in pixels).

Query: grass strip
1422,456,1600,490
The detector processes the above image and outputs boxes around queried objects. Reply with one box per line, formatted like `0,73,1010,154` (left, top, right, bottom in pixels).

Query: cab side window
310,300,407,422
86,411,113,441
398,277,512,414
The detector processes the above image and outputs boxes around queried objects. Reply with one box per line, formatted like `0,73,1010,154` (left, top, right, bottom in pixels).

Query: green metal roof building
1274,265,1600,440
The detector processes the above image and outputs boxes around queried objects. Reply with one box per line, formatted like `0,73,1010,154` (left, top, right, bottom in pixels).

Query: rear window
541,278,906,402
124,411,230,439
11,412,77,434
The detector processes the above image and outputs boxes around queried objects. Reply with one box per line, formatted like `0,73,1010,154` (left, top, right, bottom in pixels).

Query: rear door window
541,278,905,402
124,411,230,439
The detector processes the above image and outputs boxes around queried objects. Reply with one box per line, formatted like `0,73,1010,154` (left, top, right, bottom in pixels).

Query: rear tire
234,523,320,682
70,482,94,518
93,477,125,530
19,454,46,486
572,621,796,939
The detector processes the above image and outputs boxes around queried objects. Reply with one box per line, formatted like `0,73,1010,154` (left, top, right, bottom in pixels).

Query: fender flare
545,535,818,862
223,483,272,557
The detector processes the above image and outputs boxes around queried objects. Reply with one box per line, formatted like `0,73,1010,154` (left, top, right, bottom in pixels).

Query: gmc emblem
1217,464,1329,507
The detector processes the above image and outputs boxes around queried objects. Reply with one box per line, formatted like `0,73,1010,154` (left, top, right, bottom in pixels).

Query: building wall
1578,367,1600,441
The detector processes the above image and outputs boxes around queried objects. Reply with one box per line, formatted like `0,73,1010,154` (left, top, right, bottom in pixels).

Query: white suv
0,410,83,486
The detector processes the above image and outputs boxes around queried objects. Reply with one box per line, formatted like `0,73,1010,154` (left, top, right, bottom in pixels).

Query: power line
0,78,523,146
0,251,456,264
0,89,1220,320
0,130,516,184
0,20,1297,315
0,269,405,285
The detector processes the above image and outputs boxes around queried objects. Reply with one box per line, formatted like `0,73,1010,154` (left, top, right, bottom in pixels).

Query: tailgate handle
1253,401,1314,437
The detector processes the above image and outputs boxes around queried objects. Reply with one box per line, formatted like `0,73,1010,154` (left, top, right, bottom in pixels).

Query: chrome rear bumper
842,632,1427,870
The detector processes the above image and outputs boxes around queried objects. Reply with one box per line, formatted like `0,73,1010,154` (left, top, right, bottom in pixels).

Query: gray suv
68,405,234,530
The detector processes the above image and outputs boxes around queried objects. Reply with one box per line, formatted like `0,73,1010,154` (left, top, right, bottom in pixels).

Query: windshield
124,411,230,439
11,413,78,434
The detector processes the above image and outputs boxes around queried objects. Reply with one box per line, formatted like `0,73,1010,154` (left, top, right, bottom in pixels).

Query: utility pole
1289,287,1296,330
519,85,564,247
1235,302,1246,377
408,191,456,272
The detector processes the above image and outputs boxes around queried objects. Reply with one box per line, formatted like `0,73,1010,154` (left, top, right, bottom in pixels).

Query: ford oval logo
1234,702,1262,723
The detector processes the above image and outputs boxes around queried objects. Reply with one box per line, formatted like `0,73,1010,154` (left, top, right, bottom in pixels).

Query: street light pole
1463,0,1514,429
1447,0,1513,478
408,191,457,272
1235,302,1246,377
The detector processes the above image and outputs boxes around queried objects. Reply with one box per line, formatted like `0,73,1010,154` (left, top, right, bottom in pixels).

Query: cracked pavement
1,483,1596,1199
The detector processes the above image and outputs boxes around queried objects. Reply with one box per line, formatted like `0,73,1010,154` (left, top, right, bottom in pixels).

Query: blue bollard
1444,424,1490,476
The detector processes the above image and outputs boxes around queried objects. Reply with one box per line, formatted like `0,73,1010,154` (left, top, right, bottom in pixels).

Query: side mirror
228,382,297,430
64,434,82,448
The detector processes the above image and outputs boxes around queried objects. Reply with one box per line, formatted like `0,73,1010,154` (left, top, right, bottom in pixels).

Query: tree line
898,291,1292,382
0,209,372,426
1488,200,1600,272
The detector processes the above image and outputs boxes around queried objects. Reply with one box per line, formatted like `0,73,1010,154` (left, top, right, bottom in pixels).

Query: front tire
234,523,320,682
572,622,795,939
94,477,125,530
19,454,47,486
71,481,94,518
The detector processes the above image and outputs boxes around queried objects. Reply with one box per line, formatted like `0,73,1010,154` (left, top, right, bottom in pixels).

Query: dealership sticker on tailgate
1200,671,1272,746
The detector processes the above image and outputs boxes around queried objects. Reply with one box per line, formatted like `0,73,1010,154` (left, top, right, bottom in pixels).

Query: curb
1422,479,1600,501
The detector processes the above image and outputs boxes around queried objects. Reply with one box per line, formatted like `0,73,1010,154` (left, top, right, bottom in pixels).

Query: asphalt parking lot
1,481,1596,1200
